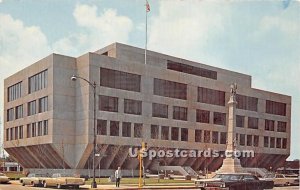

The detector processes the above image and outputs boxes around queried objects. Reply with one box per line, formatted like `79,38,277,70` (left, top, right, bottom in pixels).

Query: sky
0,0,299,160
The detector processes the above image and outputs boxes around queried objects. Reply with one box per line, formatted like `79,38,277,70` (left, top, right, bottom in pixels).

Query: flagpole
145,0,148,65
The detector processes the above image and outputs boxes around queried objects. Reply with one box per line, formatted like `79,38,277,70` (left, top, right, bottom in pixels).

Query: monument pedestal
216,157,245,173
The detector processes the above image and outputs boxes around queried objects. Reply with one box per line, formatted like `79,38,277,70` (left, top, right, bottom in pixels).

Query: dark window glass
43,120,48,135
248,117,258,129
204,130,210,143
277,121,287,132
31,123,36,137
10,128,13,140
265,120,275,131
236,115,244,128
97,120,107,135
7,108,14,121
28,100,36,116
173,106,188,121
276,138,282,148
38,121,43,136
6,129,9,141
15,105,23,119
264,136,269,147
220,132,227,144
247,135,252,146
134,123,143,138
212,131,219,144
282,138,287,149
213,112,226,126
236,94,258,111
8,82,22,102
153,78,187,100
19,126,23,139
196,109,210,123
171,127,179,141
167,61,217,80
29,70,48,93
110,121,119,136
254,135,259,147
152,103,168,118
181,128,188,141
100,68,141,92
240,134,245,146
151,125,159,139
270,137,275,148
124,99,142,115
195,130,202,142
99,95,118,112
27,124,31,138
122,122,131,137
198,87,225,106
161,126,169,140
38,96,48,113
266,100,286,116
14,127,18,140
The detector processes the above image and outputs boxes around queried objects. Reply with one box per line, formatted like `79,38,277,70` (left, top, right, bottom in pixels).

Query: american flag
146,0,150,12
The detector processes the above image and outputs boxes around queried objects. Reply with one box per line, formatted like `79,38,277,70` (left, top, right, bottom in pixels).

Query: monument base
216,157,245,173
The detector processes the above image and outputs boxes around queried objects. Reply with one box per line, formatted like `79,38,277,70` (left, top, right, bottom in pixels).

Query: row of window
263,136,287,149
237,116,287,132
7,96,48,122
265,120,287,132
6,120,49,141
96,120,142,138
8,82,22,102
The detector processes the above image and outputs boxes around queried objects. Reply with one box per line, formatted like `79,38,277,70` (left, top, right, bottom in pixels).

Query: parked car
20,173,50,187
43,173,85,189
264,173,299,186
0,173,10,184
194,173,274,190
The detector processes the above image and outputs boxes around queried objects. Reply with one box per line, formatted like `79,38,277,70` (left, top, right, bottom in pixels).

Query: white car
20,173,50,187
264,173,299,186
0,173,10,184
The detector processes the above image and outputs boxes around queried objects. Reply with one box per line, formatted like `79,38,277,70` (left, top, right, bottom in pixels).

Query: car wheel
57,184,62,189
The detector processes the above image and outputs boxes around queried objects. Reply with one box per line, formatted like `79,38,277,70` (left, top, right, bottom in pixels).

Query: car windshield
264,173,275,178
214,174,243,181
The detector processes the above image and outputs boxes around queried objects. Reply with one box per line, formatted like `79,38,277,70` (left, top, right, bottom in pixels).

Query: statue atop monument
230,83,237,102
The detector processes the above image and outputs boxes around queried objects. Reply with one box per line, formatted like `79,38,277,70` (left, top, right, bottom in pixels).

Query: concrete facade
3,43,291,175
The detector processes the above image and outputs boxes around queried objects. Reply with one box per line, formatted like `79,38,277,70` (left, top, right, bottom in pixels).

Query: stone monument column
216,83,244,173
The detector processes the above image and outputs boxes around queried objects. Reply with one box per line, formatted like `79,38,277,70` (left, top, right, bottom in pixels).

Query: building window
7,108,14,121
28,100,36,116
29,70,48,93
266,100,286,116
124,99,142,115
134,123,143,138
248,117,258,129
27,124,31,138
276,138,282,148
196,109,210,123
277,121,287,132
6,129,9,141
253,135,259,147
161,126,169,140
152,103,168,118
236,94,258,112
247,135,252,146
38,121,43,136
18,126,23,139
154,78,187,100
38,96,48,113
171,127,179,141
195,130,202,142
236,115,244,128
204,130,211,143
198,87,225,106
240,134,245,146
151,125,159,139
220,132,227,144
110,121,119,136
265,120,274,131
43,120,48,135
282,138,287,149
14,127,18,140
100,68,141,92
167,60,217,80
97,120,107,135
99,95,118,112
31,123,36,137
213,112,226,126
10,128,13,140
181,128,188,141
15,105,23,119
122,122,131,137
173,106,188,121
212,131,219,144
8,82,22,102
270,137,275,148
264,136,269,147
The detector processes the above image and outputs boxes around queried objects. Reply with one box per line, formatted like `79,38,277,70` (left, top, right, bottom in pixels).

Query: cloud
53,3,133,56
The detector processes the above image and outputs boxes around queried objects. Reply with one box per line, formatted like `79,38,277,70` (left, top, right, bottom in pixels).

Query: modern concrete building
3,43,291,176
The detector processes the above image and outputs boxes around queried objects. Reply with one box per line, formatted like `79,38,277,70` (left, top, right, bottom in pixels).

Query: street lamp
71,75,97,188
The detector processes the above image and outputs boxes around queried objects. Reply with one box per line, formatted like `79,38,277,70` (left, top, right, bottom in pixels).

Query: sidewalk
84,183,198,189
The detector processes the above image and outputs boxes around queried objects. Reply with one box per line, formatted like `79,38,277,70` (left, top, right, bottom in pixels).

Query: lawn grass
85,177,194,185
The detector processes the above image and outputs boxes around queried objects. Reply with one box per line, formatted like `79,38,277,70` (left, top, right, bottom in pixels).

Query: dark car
194,173,274,190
